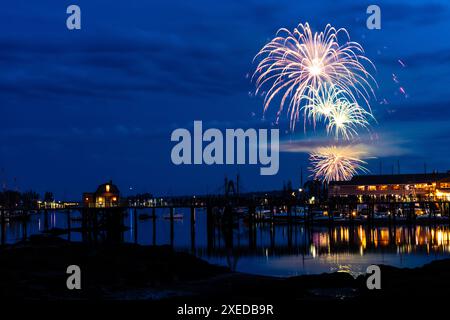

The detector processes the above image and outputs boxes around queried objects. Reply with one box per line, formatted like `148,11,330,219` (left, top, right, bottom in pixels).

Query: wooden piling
1,210,5,246
269,221,275,249
287,222,292,248
133,208,138,244
170,207,174,247
92,209,99,244
66,209,71,241
190,207,195,253
248,205,254,224
152,207,156,246
44,209,49,231
224,205,233,249
248,205,255,249
206,206,214,253
22,209,27,241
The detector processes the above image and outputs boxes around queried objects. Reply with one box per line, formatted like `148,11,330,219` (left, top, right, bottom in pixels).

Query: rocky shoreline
1,235,449,303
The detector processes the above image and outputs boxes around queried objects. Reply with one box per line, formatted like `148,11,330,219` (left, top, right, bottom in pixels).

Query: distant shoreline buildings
5,172,450,212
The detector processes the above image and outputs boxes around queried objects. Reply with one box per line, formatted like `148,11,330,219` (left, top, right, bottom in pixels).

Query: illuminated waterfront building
83,180,120,208
329,173,450,200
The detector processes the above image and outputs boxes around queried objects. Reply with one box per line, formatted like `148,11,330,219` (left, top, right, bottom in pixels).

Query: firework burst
300,83,345,124
253,23,376,130
309,145,368,182
300,84,373,139
326,99,372,140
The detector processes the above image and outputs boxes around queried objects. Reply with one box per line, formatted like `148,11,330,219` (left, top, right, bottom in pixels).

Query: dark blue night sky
1,0,449,199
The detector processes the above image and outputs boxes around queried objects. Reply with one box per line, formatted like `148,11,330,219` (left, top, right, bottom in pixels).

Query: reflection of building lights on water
336,264,352,274
310,244,316,258
357,226,367,249
307,226,450,258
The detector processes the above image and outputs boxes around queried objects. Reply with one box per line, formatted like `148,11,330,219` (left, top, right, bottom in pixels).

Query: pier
3,174,450,246
2,195,450,246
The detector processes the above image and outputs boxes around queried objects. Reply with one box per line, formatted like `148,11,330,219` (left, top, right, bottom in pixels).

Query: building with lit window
83,180,120,208
329,173,450,201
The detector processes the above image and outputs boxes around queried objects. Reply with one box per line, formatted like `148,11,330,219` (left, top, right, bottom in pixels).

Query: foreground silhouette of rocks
1,234,449,303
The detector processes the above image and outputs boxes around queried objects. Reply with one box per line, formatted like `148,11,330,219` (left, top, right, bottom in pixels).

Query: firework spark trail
326,99,372,140
300,83,345,125
300,83,373,139
253,23,376,130
309,146,368,182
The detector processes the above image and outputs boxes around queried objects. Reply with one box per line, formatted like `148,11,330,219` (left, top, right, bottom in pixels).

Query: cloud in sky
279,133,410,158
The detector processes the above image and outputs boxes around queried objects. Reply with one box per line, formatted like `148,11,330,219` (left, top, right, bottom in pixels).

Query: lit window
393,185,401,190
106,184,110,192
368,186,376,191
379,185,388,191
357,186,365,191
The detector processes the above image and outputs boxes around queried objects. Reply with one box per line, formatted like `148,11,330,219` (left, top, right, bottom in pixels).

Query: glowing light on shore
309,145,368,182
253,22,376,130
